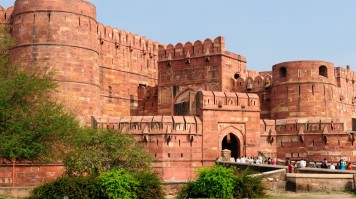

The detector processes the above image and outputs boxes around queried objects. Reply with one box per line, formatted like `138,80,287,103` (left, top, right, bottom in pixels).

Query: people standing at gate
347,162,352,170
293,161,299,173
288,161,293,173
329,163,335,170
321,158,328,168
300,159,306,168
313,162,318,168
340,159,346,170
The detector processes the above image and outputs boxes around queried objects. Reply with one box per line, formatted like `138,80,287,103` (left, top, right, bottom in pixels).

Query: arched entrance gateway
222,133,240,159
219,126,245,160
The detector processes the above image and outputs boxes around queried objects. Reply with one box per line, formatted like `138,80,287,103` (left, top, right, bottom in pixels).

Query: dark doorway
222,133,240,159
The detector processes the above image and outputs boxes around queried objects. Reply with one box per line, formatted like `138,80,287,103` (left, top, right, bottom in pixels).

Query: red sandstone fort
1,0,356,181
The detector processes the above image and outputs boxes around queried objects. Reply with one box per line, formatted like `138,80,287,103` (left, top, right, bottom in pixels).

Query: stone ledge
287,173,353,179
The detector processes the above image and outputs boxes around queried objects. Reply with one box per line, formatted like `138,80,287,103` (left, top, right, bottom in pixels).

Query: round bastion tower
10,0,100,121
271,61,337,119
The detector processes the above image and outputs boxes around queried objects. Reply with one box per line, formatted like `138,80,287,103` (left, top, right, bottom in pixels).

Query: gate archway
219,126,245,159
222,133,240,159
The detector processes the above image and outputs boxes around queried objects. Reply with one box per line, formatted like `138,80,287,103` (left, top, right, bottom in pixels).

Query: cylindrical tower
10,0,100,121
271,60,336,119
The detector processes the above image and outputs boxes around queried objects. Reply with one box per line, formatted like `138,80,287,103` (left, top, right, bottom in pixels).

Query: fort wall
92,115,203,180
96,23,159,116
334,66,356,130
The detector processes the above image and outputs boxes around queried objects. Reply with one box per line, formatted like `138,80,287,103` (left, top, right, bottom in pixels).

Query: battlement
274,118,345,134
97,23,159,55
158,37,226,61
0,5,13,24
335,66,355,81
196,91,260,111
92,115,203,135
233,75,272,92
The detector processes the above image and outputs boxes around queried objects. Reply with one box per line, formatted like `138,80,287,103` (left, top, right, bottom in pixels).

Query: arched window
319,65,328,77
279,67,287,78
234,73,240,79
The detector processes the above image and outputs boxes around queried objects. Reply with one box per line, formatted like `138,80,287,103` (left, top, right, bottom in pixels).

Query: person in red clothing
346,162,352,170
288,162,293,173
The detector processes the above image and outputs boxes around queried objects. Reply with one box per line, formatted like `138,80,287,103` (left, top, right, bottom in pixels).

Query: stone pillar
221,149,231,161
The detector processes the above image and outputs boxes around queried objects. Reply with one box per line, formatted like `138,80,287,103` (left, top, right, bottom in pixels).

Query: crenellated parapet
232,74,272,92
274,118,344,134
92,115,202,135
196,91,260,112
335,66,356,86
158,37,225,61
0,5,13,25
96,23,159,57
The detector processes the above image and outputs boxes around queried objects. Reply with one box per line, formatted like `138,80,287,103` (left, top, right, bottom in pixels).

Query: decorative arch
219,126,245,158
254,75,264,88
173,88,197,116
245,77,254,91
208,83,220,91
264,75,272,88
174,87,196,104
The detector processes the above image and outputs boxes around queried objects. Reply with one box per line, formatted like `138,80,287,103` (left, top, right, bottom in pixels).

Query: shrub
234,170,266,199
29,175,106,199
99,169,138,199
133,170,165,199
180,165,235,198
178,165,267,199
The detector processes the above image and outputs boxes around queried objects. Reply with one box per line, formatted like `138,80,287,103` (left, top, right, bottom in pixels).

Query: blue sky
2,0,356,72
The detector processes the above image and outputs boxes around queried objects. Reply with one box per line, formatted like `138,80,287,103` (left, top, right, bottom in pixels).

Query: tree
0,27,80,163
63,127,153,176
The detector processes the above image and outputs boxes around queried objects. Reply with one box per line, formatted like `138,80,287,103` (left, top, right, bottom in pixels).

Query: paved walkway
267,191,354,199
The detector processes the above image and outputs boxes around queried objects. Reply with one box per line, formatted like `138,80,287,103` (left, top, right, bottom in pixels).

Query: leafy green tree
63,127,153,176
0,27,79,163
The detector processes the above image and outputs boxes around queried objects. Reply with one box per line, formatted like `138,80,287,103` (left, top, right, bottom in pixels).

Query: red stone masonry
93,115,203,181
2,0,356,184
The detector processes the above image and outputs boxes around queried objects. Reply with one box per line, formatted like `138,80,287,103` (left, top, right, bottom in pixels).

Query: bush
179,165,235,198
133,170,165,199
99,169,138,199
234,170,266,199
178,165,266,199
29,175,106,199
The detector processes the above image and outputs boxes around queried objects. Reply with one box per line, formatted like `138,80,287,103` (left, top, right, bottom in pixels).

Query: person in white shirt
330,163,335,170
300,159,306,168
